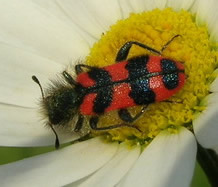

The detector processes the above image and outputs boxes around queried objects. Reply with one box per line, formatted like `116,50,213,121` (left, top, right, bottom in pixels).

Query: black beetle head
43,88,79,126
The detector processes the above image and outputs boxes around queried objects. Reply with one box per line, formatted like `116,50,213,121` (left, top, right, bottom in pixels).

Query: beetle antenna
48,123,60,149
32,76,59,149
32,75,45,100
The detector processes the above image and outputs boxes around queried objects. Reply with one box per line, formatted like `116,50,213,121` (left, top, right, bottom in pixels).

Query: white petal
118,0,134,19
0,104,78,147
210,76,218,92
0,42,63,107
0,0,89,64
32,0,72,21
192,0,218,42
193,0,214,25
201,93,218,106
125,0,167,15
76,143,140,187
193,104,218,148
57,0,122,41
31,0,96,46
212,145,218,154
0,138,119,187
127,0,148,13
167,0,195,10
118,127,197,187
210,20,218,42
153,0,168,9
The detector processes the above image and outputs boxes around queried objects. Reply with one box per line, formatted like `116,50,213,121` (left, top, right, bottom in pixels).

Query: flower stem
197,143,218,187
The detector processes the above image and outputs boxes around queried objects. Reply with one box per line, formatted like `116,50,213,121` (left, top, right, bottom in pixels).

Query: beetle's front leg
62,71,77,86
75,64,95,74
115,41,161,62
115,35,181,62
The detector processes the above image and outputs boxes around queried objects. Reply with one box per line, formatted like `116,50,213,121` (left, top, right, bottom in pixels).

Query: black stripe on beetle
88,68,113,114
161,59,179,90
126,55,156,105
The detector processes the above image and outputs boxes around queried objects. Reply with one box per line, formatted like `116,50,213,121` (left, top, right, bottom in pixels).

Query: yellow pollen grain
86,8,218,143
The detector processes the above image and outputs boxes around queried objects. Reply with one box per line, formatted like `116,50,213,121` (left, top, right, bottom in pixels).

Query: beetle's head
32,75,80,149
43,87,79,126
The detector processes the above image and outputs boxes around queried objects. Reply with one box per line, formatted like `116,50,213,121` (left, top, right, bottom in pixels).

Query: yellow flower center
86,8,218,145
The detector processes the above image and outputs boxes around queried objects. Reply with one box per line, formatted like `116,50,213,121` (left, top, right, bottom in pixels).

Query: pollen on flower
86,8,218,144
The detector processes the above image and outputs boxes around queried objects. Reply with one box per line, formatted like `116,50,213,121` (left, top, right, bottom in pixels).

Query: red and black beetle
32,35,185,148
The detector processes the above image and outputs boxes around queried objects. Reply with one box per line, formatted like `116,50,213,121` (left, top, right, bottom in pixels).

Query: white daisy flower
0,0,218,187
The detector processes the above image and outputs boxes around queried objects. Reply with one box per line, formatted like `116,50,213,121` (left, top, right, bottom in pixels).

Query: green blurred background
0,146,210,186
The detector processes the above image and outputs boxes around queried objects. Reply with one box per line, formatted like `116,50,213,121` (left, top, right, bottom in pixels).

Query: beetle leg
89,116,142,132
74,114,84,132
62,71,77,85
115,35,181,62
75,64,95,74
118,105,148,123
115,42,161,62
160,34,181,53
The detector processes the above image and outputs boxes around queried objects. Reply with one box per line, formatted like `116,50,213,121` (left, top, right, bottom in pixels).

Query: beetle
32,35,185,148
